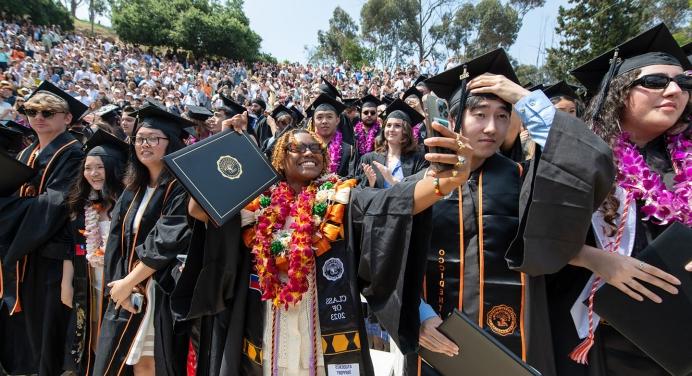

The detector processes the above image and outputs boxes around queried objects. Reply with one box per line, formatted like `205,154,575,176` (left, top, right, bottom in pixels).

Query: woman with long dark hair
93,105,194,375
358,99,428,188
543,24,691,376
64,129,128,374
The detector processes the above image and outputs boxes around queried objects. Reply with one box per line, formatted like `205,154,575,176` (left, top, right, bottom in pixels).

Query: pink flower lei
354,120,380,155
613,132,692,226
327,130,343,174
412,123,422,143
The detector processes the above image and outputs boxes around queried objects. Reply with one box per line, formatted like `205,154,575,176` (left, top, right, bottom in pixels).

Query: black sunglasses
629,74,692,91
362,110,377,116
24,109,65,118
287,142,323,154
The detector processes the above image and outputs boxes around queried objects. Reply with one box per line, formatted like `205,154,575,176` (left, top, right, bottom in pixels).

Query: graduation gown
93,178,193,376
409,112,614,376
339,114,355,146
355,151,428,189
171,174,432,375
543,135,675,376
0,131,84,375
255,117,273,148
331,141,359,179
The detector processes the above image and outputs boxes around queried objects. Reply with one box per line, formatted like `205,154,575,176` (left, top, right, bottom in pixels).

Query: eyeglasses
133,136,169,146
362,110,377,116
287,142,323,154
24,109,65,118
630,74,692,91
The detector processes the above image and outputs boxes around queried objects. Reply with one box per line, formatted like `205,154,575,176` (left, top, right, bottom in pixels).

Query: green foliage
545,0,645,81
1,0,73,30
312,6,372,66
111,0,261,60
446,0,521,57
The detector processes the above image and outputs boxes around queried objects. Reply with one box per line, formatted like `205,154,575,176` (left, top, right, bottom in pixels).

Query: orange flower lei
246,174,357,309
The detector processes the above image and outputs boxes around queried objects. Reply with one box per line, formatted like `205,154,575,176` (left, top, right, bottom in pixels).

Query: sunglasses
362,110,377,116
287,142,323,154
630,74,692,91
24,109,65,118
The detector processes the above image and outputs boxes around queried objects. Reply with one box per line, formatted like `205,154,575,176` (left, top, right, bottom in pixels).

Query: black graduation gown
254,117,273,148
171,174,432,375
92,178,193,376
355,151,429,189
0,131,84,375
332,141,359,179
543,135,674,376
339,113,355,146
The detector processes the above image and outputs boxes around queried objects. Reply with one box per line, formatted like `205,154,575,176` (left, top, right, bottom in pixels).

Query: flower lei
251,174,340,308
354,120,380,155
84,203,106,267
613,132,692,226
412,123,422,143
328,130,343,174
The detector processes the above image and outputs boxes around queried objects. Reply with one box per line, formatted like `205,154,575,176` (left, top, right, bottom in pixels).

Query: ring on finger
456,138,465,149
638,261,645,270
452,169,458,177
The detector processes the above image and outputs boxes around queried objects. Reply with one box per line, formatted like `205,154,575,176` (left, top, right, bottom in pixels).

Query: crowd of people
0,17,691,376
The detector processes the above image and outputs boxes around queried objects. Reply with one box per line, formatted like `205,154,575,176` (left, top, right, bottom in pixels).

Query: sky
78,0,571,66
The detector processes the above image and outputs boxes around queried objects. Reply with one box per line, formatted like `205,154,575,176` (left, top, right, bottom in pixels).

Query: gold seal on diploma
217,155,243,180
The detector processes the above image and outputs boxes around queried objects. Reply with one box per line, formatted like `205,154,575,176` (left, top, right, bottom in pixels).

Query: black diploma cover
0,152,36,196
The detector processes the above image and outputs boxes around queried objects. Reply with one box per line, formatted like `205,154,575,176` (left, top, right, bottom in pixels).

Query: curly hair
270,128,330,177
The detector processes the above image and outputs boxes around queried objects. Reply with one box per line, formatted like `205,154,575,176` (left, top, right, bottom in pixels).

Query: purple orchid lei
614,132,692,226
327,130,343,174
354,120,380,155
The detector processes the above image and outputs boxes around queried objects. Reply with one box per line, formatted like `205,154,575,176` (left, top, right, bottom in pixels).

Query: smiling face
458,97,512,160
553,97,577,116
283,132,325,185
83,155,105,191
134,127,169,168
621,64,690,142
384,118,405,146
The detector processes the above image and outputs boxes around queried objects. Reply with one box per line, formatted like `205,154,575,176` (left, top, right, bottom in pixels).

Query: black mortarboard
306,93,346,117
22,80,88,124
426,48,518,131
0,152,36,196
571,24,691,120
131,104,194,140
290,106,305,124
93,104,120,120
342,98,359,108
414,74,429,87
526,83,544,91
543,81,580,100
359,94,382,109
3,120,35,138
382,94,396,105
379,99,425,125
319,77,342,99
270,104,293,120
0,124,25,153
682,42,692,64
402,86,423,101
83,128,129,161
218,94,246,117
186,105,213,121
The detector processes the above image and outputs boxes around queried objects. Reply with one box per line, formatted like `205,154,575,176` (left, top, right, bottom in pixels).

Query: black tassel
592,48,621,122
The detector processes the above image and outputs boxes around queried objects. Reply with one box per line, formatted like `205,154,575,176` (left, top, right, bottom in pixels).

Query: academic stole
242,239,367,376
421,155,527,373
1,140,77,315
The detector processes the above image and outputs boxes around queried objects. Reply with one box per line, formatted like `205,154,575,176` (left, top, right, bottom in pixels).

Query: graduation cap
21,80,88,124
682,42,692,64
306,93,346,117
571,23,691,120
3,120,35,138
0,122,28,152
93,104,121,120
414,74,429,87
379,99,425,125
130,104,194,140
186,105,213,121
270,104,293,121
402,86,423,101
543,81,580,101
342,98,360,108
319,77,342,99
381,94,396,105
358,94,382,109
290,106,305,124
83,128,129,161
218,94,246,117
425,48,518,130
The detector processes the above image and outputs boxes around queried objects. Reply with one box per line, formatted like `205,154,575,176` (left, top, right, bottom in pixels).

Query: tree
545,0,645,82
70,0,84,17
88,0,108,35
640,0,691,34
110,0,261,60
313,7,371,66
445,0,521,58
0,0,73,30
